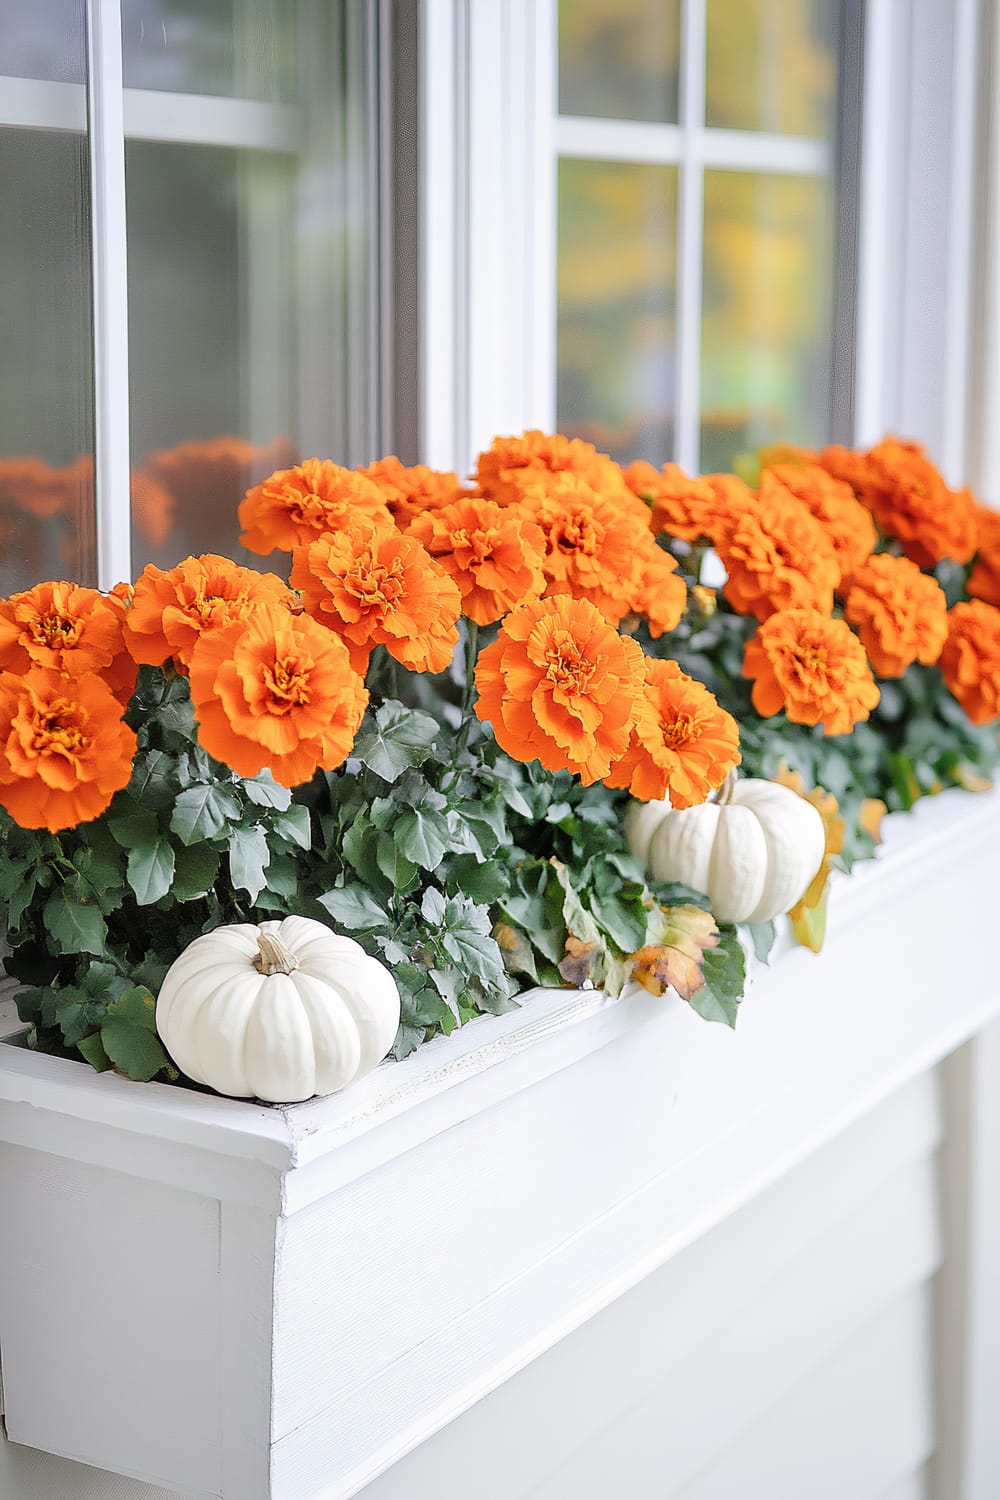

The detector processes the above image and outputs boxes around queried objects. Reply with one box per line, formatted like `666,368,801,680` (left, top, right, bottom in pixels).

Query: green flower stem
449,620,480,766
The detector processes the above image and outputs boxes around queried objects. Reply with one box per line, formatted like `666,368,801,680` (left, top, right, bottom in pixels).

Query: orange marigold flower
715,485,840,621
124,554,293,670
0,581,137,703
842,553,948,678
476,429,633,509
517,472,655,626
629,539,688,638
474,594,645,784
743,607,880,735
939,599,1000,724
290,523,461,675
623,460,720,543
967,504,1000,609
0,667,137,832
605,658,740,806
763,464,877,580
188,604,368,786
359,456,470,530
821,439,977,567
239,458,392,554
406,495,546,625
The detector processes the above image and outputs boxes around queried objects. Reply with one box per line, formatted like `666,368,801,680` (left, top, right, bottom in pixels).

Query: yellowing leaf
558,935,602,989
790,892,827,954
774,765,844,919
954,765,993,794
859,797,887,844
632,904,720,1001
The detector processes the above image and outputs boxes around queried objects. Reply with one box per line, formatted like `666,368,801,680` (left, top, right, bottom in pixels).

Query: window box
0,785,996,1498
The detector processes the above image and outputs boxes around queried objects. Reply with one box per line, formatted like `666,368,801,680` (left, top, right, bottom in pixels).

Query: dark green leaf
109,809,159,849
272,804,311,850
42,891,107,957
171,844,221,902
101,987,173,1082
127,839,176,906
170,784,241,844
77,1031,112,1071
395,807,450,871
318,885,388,932
244,773,292,811
352,699,440,781
228,825,270,902
375,834,419,891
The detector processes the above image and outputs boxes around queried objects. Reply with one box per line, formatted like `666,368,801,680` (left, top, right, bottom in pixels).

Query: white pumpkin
625,772,826,925
155,916,400,1103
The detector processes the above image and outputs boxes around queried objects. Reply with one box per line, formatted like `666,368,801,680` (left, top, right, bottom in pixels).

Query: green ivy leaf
101,987,173,1082
171,844,220,902
77,1031,112,1071
317,885,389,932
271,804,311,850
126,748,180,810
244,772,292,811
109,809,159,849
375,834,419,892
170,784,241,845
690,930,746,1028
394,807,450,871
42,890,107,957
744,919,777,964
228,825,270,903
127,839,177,906
352,699,440,782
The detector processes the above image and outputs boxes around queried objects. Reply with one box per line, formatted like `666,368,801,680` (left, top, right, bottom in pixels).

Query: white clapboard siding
359,1071,941,1499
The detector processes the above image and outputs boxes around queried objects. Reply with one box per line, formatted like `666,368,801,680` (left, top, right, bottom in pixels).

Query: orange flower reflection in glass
407,495,546,626
188,604,368,787
291,523,461,675
606,658,740,806
474,594,645,785
743,607,880,736
0,667,137,832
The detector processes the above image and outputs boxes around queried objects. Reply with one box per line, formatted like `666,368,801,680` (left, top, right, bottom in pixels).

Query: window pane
0,61,95,594
0,1,86,86
125,7,375,573
122,0,297,102
700,171,835,473
705,0,840,137
558,0,681,124
557,159,678,463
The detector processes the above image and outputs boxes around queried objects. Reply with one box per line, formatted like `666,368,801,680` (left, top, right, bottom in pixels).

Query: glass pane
705,0,840,137
700,171,835,473
126,142,299,569
0,0,86,85
0,122,95,593
122,0,297,102
559,0,681,124
557,159,678,463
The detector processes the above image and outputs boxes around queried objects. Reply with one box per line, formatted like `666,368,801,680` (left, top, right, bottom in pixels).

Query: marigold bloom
359,456,469,530
763,464,877,580
967,504,1000,609
821,439,977,567
124,554,293,670
407,495,546,624
516,472,656,626
939,599,1000,724
474,594,646,784
476,429,632,509
0,667,137,832
842,553,948,678
743,607,880,735
0,580,136,702
623,460,720,543
629,540,688,638
188,604,368,786
715,486,840,621
291,523,461,675
239,458,392,554
605,658,740,806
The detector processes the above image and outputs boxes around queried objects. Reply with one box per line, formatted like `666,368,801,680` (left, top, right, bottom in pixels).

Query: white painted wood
353,1072,941,1500
880,1470,930,1500
0,1426,198,1500
0,787,997,1497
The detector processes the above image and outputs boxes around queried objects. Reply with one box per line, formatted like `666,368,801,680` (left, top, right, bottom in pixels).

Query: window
555,0,847,473
0,0,384,594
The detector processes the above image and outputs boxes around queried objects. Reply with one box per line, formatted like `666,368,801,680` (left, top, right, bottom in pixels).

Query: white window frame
0,0,385,590
421,0,986,492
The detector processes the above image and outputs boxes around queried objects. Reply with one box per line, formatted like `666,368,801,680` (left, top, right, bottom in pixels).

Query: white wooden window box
0,786,997,1499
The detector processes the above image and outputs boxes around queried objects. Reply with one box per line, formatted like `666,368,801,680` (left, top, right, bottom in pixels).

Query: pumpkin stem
253,933,300,977
714,769,739,806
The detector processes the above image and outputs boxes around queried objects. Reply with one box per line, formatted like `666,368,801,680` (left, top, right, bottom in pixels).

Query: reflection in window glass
0,125,95,592
126,142,298,570
558,0,681,124
700,171,835,473
122,0,297,102
557,159,678,463
705,0,840,138
0,0,86,86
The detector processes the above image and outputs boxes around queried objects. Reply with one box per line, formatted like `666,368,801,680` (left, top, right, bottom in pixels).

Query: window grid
553,0,836,473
